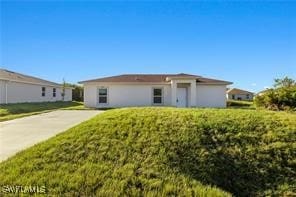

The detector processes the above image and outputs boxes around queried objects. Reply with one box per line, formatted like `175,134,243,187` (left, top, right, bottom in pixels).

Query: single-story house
79,73,232,108
226,88,254,101
0,69,72,104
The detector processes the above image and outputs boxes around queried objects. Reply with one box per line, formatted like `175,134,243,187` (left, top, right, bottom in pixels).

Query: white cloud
251,83,257,86
263,86,270,89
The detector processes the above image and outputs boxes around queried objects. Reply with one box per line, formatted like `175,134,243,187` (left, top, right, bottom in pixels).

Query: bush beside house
255,77,296,111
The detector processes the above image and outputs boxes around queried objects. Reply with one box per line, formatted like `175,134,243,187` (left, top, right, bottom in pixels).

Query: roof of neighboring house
227,88,254,95
79,73,232,85
0,69,66,87
256,88,272,95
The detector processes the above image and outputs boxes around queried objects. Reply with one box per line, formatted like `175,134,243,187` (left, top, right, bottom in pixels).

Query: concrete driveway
0,110,102,162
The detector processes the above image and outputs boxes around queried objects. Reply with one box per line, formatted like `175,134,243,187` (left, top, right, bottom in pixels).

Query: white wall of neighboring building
227,93,253,101
0,80,6,104
196,84,227,108
83,83,227,108
0,80,72,104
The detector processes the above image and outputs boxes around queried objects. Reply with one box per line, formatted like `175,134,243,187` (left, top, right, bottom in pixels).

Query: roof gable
227,88,254,95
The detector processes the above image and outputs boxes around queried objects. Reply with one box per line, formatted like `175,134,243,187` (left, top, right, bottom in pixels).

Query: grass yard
227,99,255,109
0,101,84,121
0,108,295,196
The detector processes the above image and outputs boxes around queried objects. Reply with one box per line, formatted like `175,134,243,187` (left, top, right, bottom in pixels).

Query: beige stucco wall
64,89,72,102
196,84,227,108
84,85,97,108
0,80,72,104
83,83,227,108
84,83,171,108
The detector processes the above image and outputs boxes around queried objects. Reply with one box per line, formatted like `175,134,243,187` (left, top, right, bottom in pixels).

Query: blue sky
1,1,295,92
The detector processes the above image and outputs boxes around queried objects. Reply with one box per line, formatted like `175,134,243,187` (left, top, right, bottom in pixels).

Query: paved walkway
0,110,102,162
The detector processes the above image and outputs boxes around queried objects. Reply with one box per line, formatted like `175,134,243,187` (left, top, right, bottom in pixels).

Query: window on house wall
42,87,46,97
98,88,108,104
232,95,235,99
153,88,163,104
53,88,56,97
246,94,249,99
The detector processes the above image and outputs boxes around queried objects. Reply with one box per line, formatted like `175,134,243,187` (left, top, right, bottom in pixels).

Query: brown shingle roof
79,73,232,85
227,88,254,95
0,69,62,87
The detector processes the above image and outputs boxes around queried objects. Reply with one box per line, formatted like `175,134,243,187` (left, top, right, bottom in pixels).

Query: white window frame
98,87,108,105
152,87,164,105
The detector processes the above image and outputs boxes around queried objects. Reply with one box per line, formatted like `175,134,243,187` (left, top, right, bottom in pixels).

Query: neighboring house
256,89,270,96
0,69,72,104
226,88,254,101
79,73,232,108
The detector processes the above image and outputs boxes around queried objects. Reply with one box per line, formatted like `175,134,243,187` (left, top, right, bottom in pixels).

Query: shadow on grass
167,130,293,196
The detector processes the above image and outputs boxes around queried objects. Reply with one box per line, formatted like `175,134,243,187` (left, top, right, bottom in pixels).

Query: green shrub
65,83,84,101
0,108,295,196
255,77,296,111
255,86,296,110
227,100,253,108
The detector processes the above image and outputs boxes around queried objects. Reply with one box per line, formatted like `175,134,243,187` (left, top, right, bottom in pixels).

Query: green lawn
227,99,255,109
0,101,84,121
0,108,295,196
